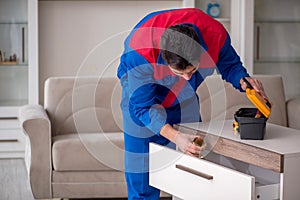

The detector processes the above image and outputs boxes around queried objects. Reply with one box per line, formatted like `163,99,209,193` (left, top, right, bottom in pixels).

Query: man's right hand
174,132,202,157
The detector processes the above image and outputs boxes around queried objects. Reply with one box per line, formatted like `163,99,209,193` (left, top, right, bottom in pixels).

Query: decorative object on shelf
0,51,5,62
10,54,17,62
206,3,221,18
0,50,18,65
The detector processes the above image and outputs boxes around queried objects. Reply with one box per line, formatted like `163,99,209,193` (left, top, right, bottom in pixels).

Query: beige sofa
19,75,300,199
19,77,126,199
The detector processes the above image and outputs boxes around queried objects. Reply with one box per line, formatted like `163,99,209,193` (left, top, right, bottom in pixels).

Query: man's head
160,24,202,80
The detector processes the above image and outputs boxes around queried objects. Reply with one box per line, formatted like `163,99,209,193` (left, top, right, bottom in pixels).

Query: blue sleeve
119,50,167,136
216,34,249,91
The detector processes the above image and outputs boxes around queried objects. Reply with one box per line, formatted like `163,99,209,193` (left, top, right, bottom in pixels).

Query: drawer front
0,129,26,152
0,119,21,129
150,143,255,200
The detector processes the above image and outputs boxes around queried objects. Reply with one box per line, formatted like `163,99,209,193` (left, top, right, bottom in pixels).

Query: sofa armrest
19,104,52,199
287,96,300,130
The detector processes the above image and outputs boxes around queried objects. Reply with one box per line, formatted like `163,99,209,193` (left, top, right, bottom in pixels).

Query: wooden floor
0,158,34,200
0,158,172,200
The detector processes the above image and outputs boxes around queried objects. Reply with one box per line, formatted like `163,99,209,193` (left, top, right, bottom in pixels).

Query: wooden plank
0,159,34,199
174,125,283,173
0,61,18,65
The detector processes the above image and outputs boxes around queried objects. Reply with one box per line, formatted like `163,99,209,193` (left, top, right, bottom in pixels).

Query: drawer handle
0,139,18,142
176,164,213,180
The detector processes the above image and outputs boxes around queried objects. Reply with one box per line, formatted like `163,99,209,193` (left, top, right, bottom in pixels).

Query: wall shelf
0,22,28,24
0,63,28,67
254,58,300,63
255,20,300,23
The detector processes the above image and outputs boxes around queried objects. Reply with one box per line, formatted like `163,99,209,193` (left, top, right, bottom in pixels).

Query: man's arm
216,34,267,98
216,33,249,91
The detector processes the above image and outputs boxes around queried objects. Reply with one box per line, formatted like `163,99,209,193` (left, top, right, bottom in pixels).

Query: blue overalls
117,8,249,200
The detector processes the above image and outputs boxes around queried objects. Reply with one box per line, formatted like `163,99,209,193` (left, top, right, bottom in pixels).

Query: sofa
19,77,126,199
19,75,300,199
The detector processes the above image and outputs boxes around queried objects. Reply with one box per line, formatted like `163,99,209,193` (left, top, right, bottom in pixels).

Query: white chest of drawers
0,119,25,158
149,120,300,200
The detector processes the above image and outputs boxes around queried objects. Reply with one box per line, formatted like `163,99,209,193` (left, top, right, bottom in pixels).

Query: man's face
169,65,198,80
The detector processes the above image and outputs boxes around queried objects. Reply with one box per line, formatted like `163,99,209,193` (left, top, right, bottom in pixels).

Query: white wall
38,0,182,104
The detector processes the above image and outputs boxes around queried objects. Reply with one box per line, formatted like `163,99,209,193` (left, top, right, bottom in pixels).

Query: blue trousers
124,132,175,200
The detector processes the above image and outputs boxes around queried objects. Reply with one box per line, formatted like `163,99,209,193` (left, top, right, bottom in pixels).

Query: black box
234,108,268,140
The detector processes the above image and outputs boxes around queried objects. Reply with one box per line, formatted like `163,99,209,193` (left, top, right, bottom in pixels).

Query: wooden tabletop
175,120,300,173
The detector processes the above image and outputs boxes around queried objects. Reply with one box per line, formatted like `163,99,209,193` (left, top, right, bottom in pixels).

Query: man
117,8,266,199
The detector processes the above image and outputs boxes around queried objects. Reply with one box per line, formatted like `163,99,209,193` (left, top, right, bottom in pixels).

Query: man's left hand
240,77,268,100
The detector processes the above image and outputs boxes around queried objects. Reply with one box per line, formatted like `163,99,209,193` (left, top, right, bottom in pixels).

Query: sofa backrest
197,75,287,126
44,77,123,136
45,75,287,136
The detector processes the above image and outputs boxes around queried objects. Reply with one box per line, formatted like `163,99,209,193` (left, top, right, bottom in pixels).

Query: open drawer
149,143,280,200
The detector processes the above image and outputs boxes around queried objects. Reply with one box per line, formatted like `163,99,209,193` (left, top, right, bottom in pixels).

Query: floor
0,158,172,200
0,158,34,200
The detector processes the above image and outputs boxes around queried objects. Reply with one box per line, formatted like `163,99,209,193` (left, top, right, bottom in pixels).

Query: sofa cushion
52,133,124,171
